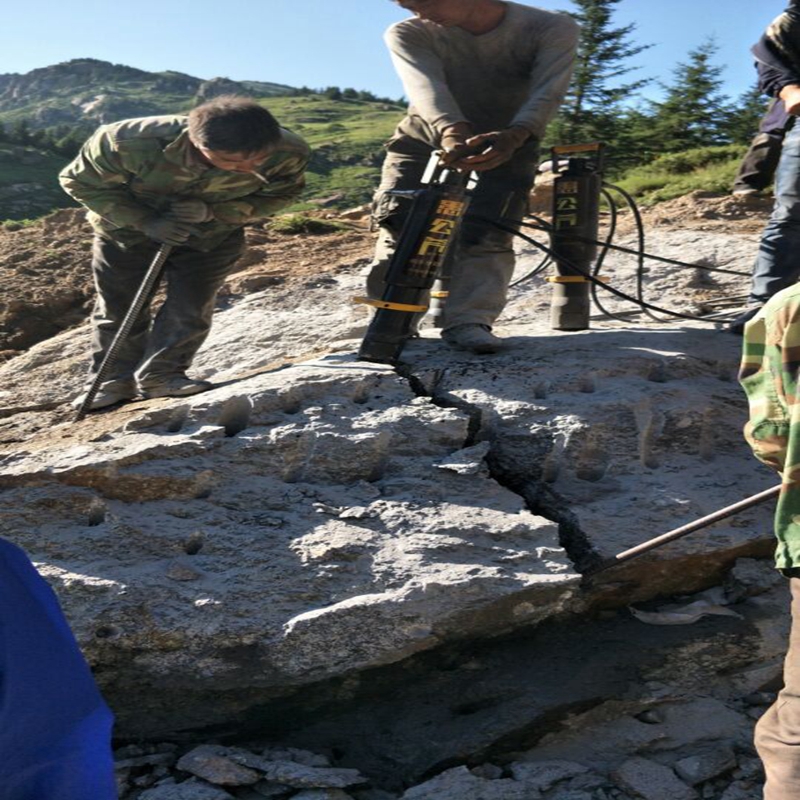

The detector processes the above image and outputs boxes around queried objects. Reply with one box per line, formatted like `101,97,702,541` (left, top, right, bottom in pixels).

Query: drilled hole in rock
87,506,106,526
166,406,189,434
95,625,120,640
195,488,213,499
283,399,302,415
184,532,204,555
218,395,253,437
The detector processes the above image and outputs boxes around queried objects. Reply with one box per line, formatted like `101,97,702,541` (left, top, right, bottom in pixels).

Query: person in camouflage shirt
740,285,800,799
60,96,310,410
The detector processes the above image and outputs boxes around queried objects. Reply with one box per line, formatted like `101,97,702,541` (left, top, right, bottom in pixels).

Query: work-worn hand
142,217,197,246
451,127,531,172
170,198,214,223
438,122,475,167
780,84,800,116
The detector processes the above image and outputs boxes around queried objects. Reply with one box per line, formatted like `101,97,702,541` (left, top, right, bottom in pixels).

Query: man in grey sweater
367,0,579,353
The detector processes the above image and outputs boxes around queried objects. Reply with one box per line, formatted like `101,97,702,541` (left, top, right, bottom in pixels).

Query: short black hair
188,96,281,154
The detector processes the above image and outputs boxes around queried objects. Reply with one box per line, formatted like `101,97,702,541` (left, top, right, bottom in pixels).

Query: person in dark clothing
729,2,800,334
732,100,793,195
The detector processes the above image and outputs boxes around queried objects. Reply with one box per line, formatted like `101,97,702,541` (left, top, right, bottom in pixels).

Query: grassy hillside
614,145,748,205
0,94,403,221
262,95,403,208
0,143,74,222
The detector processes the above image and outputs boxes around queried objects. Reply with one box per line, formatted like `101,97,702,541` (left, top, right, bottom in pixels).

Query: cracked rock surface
0,211,783,798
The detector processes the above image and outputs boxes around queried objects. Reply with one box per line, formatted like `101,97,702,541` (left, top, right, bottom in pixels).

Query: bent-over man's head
188,96,281,172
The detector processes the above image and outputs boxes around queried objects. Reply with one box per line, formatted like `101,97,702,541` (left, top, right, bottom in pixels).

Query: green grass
0,144,75,221
615,145,748,205
0,93,403,220
262,96,402,208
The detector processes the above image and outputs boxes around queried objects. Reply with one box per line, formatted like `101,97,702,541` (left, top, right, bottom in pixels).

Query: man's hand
450,127,531,172
438,122,475,166
170,198,214,223
142,217,197,246
780,84,800,115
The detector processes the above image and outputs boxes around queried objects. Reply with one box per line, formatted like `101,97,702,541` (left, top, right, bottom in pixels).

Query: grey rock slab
400,766,537,800
176,746,261,785
509,759,589,791
290,791,355,800
611,757,697,800
513,698,751,774
0,355,575,735
674,746,738,785
231,757,364,788
401,322,776,598
138,780,235,799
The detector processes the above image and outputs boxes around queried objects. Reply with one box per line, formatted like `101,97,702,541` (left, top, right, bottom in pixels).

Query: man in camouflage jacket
60,96,310,409
740,286,800,799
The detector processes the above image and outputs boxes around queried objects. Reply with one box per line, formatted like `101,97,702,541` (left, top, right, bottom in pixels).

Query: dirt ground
0,191,774,361
0,209,375,360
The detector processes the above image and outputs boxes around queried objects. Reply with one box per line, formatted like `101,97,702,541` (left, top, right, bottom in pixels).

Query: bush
1,218,38,231
614,145,749,205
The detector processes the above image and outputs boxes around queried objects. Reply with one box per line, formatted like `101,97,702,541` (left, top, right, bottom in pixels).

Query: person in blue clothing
0,537,117,800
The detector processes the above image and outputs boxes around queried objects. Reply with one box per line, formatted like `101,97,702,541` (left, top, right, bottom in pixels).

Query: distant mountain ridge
0,58,404,220
0,58,296,129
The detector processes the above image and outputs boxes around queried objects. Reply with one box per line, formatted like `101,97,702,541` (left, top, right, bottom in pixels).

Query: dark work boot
723,306,764,336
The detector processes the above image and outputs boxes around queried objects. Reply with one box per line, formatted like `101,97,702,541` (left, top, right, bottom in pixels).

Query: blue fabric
0,538,117,800
751,123,800,304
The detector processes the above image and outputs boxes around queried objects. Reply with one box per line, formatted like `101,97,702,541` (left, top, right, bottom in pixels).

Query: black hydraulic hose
509,211,552,287
477,217,726,323
604,182,668,323
590,188,633,323
514,219,751,278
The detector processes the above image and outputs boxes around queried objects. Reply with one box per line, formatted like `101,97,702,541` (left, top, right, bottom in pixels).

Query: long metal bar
74,243,172,422
587,483,782,576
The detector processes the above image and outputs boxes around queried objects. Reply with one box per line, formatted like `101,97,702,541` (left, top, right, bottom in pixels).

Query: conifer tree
550,0,651,148
645,39,731,152
727,84,770,145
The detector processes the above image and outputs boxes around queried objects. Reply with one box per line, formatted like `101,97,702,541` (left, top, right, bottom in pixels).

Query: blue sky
0,1,789,103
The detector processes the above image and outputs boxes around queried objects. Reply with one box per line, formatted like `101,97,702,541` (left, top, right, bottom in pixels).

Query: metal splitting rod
586,483,782,577
74,243,173,422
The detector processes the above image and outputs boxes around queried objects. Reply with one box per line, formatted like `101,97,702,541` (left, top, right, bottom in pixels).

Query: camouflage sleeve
210,152,309,225
740,311,790,473
58,127,155,230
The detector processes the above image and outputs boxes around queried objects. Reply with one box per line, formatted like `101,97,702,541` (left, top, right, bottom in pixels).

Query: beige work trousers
367,130,540,331
756,577,800,799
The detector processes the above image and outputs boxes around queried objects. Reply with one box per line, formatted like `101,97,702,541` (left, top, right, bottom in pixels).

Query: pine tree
646,38,731,153
550,0,651,149
727,84,770,145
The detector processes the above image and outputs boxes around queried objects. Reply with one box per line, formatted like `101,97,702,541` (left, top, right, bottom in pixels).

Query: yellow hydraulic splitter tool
548,143,605,331
356,153,477,364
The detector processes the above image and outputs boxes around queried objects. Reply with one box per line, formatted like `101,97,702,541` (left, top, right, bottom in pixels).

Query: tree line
548,0,766,171
0,119,87,159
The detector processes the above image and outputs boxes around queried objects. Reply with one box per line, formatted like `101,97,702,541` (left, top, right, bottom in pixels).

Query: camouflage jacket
59,115,310,251
739,283,800,569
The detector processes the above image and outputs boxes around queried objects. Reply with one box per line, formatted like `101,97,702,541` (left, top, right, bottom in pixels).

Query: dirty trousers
750,123,800,304
367,137,539,330
0,538,116,800
89,231,244,389
756,577,800,799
